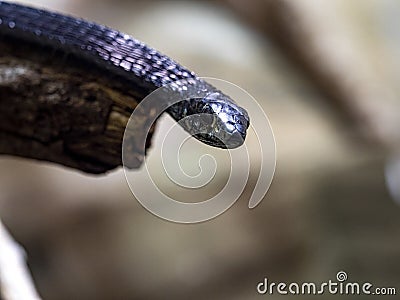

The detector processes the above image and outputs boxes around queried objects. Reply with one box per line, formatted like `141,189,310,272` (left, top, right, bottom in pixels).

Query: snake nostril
234,115,248,128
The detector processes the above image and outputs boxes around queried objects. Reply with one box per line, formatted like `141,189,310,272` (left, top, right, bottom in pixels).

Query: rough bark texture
0,38,155,174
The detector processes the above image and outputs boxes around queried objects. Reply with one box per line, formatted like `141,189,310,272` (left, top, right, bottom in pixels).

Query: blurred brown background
1,0,400,299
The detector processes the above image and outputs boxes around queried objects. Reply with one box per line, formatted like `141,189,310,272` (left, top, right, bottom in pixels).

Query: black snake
0,1,249,149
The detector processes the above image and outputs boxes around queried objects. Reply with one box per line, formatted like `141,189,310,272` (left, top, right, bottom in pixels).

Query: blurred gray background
1,0,400,299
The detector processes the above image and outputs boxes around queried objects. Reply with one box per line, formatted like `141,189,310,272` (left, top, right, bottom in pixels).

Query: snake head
183,92,250,149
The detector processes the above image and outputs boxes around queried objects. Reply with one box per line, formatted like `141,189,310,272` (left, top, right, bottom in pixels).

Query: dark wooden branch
0,40,155,174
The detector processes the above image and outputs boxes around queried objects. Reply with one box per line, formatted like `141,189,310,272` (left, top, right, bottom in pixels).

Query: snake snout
195,93,250,149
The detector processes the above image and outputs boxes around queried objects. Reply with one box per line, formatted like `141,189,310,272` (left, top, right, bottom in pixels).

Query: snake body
0,1,249,148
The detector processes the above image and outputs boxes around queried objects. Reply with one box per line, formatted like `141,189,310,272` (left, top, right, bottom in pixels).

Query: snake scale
0,1,249,149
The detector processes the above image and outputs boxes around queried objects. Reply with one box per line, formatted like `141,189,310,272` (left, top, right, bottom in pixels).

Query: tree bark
0,39,155,174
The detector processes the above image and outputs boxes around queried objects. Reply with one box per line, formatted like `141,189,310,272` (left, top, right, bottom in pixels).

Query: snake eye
225,122,236,133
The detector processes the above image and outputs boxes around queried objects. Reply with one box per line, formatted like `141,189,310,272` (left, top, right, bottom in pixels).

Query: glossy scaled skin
0,1,249,148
